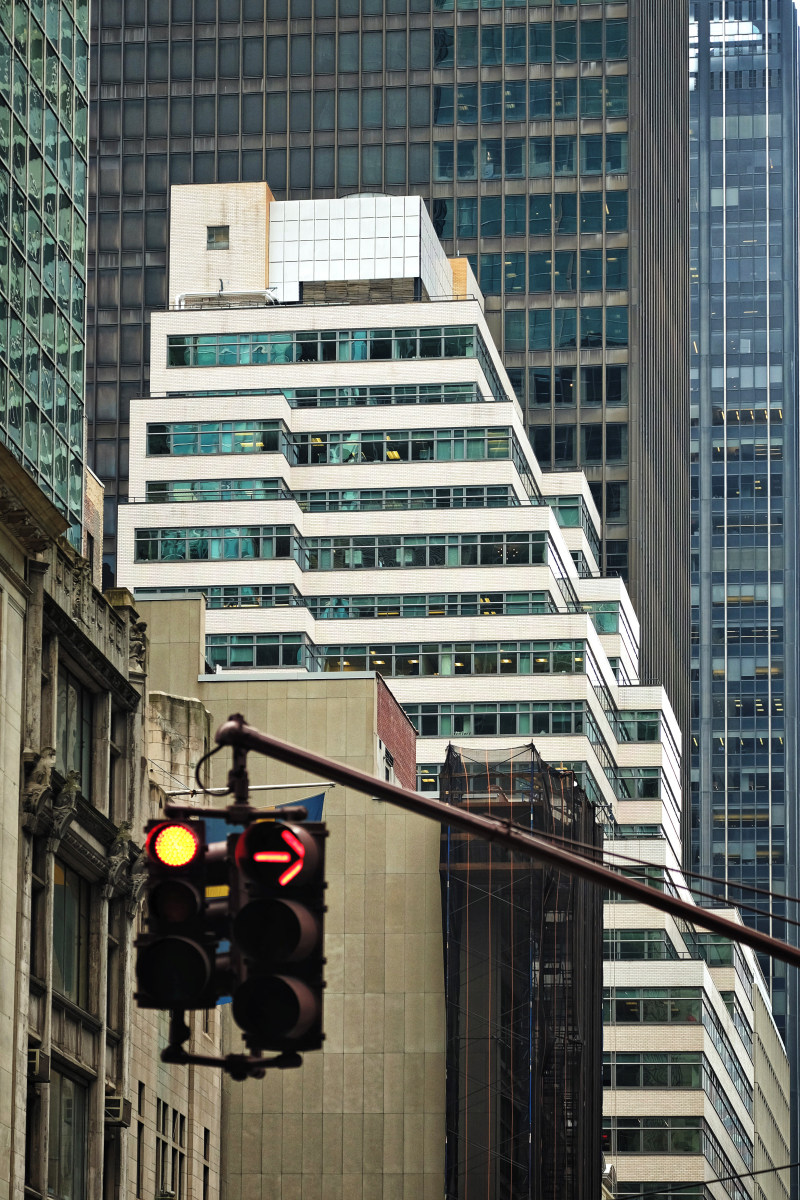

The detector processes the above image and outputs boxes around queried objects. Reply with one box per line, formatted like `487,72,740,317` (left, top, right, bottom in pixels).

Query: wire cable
193,742,227,797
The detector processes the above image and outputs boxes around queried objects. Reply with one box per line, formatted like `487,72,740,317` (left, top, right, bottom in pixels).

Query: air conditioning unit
104,1096,132,1127
28,1049,51,1084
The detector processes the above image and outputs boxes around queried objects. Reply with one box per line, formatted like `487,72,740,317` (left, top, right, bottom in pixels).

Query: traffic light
135,819,228,1010
229,818,326,1053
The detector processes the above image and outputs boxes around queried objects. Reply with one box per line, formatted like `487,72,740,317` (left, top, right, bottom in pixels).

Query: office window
606,191,628,232
530,79,551,119
361,146,380,187
606,305,628,347
607,134,628,173
581,135,603,175
581,424,603,464
386,30,407,69
409,86,430,125
532,427,551,466
530,23,551,64
415,27,436,67
457,140,477,180
581,249,603,290
530,138,551,178
581,77,602,118
554,78,577,118
505,138,525,179
554,21,576,62
504,252,525,294
581,307,602,348
530,368,551,407
606,482,628,524
385,144,406,185
481,81,502,124
338,90,358,129
555,308,577,349
505,25,526,64
505,194,526,236
408,144,430,184
553,426,576,465
529,310,551,351
362,31,383,71
433,85,454,125
53,861,90,1008
505,309,526,352
434,141,454,181
606,19,628,60
607,365,628,405
581,191,603,232
266,36,287,76
530,195,551,236
314,34,335,73
481,25,502,65
362,88,383,128
385,88,406,127
554,136,576,176
456,196,477,238
581,366,603,405
554,368,576,406
606,423,628,463
457,27,477,65
529,252,551,292
581,20,602,61
290,92,310,132
219,95,240,135
48,1071,88,1200
606,249,628,290
430,198,452,239
56,665,92,797
480,253,501,295
480,138,502,179
554,194,577,234
457,83,478,124
481,195,501,237
554,250,577,292
606,76,628,117
242,94,263,135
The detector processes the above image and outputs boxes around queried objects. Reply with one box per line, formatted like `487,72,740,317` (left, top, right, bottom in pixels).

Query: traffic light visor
148,822,200,868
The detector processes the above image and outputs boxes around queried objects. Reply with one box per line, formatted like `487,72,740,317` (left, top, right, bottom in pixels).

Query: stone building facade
0,438,222,1200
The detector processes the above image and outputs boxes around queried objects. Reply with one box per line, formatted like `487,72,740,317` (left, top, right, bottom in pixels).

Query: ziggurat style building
114,181,789,1200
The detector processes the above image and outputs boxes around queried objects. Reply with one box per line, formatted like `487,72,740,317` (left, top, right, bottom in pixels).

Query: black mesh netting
439,743,603,1200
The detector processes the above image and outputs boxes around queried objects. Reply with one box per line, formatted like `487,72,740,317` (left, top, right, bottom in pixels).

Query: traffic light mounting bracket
161,1010,303,1080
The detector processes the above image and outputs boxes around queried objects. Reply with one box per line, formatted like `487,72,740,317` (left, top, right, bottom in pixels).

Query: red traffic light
146,822,201,868
236,821,319,887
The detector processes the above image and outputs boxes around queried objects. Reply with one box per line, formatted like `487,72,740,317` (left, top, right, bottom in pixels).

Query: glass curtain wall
1,0,88,540
689,0,799,1039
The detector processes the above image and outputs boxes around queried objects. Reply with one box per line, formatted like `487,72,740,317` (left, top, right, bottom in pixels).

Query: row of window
533,422,628,466
144,479,517,509
404,699,588,738
604,987,753,1113
432,77,628,125
167,325,480,367
530,364,629,407
287,382,481,408
432,132,628,181
526,305,628,350
485,247,627,296
433,189,628,239
134,526,551,570
204,634,587,675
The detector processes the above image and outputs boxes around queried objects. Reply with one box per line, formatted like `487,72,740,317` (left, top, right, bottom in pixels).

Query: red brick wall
376,676,417,791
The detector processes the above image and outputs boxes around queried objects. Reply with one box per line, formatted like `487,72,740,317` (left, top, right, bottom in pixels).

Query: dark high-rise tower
689,0,799,1040
87,0,689,754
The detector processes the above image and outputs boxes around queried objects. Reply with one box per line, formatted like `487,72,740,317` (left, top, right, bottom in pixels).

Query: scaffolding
439,743,603,1200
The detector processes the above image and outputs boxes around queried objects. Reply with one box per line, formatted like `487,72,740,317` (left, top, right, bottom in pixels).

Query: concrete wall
139,597,447,1199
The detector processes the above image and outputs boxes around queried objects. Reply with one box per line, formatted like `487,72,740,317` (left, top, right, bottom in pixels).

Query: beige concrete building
0,442,223,1200
139,592,446,1200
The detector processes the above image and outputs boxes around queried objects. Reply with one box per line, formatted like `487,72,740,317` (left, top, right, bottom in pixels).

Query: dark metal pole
214,714,800,973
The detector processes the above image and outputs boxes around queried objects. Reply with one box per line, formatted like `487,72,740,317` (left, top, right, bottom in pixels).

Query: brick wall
376,675,417,790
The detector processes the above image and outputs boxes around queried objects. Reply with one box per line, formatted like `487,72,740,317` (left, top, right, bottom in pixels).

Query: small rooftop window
207,225,229,250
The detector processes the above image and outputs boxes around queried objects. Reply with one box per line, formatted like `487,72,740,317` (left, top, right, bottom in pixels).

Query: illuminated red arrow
254,829,305,885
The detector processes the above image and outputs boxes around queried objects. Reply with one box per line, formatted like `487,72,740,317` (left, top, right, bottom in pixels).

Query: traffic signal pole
214,712,800,975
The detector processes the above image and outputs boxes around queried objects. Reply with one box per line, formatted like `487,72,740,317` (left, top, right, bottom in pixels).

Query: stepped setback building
114,180,789,1200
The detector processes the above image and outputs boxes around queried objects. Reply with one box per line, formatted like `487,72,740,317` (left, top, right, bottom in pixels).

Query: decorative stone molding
46,772,81,853
104,822,134,899
129,619,148,674
21,747,57,832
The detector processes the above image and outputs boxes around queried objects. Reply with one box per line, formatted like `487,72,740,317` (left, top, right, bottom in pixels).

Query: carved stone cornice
43,594,140,710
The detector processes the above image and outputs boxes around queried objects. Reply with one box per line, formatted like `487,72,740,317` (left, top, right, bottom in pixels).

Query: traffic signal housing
136,819,227,1010
230,818,326,1053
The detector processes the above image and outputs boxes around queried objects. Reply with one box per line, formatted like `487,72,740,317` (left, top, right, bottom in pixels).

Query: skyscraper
87,1,689,776
2,0,89,542
689,0,799,1038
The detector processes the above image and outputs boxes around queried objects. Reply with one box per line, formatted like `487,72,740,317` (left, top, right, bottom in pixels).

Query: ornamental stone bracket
21,747,57,834
46,772,81,854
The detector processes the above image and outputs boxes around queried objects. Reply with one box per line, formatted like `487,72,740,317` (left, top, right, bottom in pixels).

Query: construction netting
439,743,603,1200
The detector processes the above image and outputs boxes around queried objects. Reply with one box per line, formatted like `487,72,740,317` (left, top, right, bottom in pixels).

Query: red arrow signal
253,829,306,885
237,821,318,886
